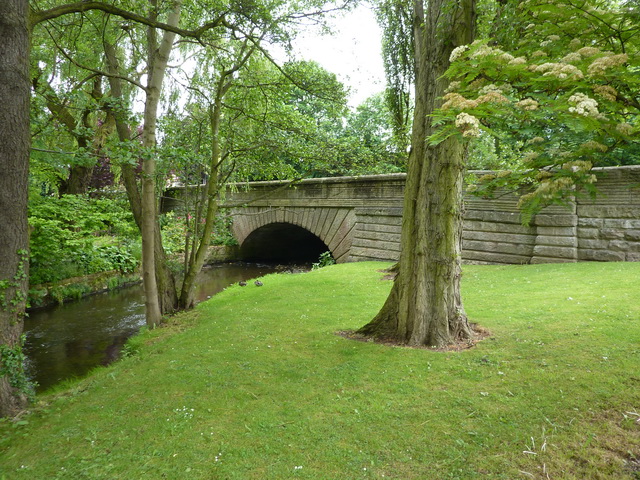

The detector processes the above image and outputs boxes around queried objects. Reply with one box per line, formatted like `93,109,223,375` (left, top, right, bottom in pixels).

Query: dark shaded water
23,263,296,392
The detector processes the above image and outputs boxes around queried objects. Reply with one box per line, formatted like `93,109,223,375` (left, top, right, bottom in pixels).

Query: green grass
1,261,639,479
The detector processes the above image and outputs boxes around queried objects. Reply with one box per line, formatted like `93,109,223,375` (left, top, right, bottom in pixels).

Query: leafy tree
358,0,477,346
433,0,639,220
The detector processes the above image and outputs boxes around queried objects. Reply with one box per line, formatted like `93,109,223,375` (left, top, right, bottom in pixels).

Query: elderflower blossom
569,38,582,49
522,151,540,163
616,123,634,136
508,57,527,66
442,93,479,110
532,50,547,58
561,52,582,64
479,84,500,95
568,93,599,117
532,62,584,80
577,46,601,57
587,54,628,75
445,81,461,93
470,44,505,60
581,140,608,152
562,160,593,171
593,85,617,102
527,137,546,144
455,112,481,137
450,45,469,62
499,52,515,63
516,98,540,111
547,35,561,41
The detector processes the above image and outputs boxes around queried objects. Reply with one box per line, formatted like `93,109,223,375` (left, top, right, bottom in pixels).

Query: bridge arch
230,206,356,263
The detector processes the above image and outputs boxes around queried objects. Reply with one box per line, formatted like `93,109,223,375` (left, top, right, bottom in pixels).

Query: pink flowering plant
430,0,640,221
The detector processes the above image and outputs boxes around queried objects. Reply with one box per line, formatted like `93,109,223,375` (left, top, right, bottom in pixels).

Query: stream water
23,262,298,392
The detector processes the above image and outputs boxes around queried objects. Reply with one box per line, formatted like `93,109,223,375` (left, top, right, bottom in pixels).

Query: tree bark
358,0,476,347
140,0,182,326
0,0,30,416
178,98,224,309
104,41,178,316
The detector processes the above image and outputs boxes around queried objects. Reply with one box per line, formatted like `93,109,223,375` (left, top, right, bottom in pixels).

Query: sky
290,4,386,107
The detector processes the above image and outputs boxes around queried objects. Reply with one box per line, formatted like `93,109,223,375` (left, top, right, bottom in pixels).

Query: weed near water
0,261,638,479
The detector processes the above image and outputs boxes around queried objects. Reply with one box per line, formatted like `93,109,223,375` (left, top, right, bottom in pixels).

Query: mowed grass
1,261,639,479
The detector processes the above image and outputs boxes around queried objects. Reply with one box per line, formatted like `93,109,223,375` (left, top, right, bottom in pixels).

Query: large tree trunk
0,0,30,417
358,0,476,347
140,1,182,326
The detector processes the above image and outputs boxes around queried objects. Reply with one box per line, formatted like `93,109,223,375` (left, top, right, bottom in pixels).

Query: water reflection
24,262,295,392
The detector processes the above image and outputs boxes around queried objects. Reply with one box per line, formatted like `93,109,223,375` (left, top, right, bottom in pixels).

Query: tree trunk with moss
0,0,30,416
358,0,476,347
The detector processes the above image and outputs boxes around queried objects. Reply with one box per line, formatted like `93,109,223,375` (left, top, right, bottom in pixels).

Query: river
23,262,301,392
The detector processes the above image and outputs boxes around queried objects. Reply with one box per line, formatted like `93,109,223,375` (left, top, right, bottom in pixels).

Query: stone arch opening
239,222,329,263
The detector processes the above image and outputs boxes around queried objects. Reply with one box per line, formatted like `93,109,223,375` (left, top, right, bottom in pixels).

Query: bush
28,195,139,284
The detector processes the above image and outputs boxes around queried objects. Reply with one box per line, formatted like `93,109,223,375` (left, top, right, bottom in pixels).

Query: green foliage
433,0,640,218
312,251,336,270
0,336,36,401
49,283,93,305
28,195,139,284
160,211,237,256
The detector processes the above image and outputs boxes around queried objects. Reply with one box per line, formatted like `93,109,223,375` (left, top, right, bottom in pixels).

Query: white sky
290,4,386,107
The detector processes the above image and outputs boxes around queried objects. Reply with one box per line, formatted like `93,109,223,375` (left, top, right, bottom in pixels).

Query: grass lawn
1,261,639,479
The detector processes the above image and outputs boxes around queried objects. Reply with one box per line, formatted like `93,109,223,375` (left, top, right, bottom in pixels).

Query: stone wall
214,166,640,264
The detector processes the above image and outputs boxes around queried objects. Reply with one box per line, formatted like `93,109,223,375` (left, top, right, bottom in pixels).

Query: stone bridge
166,166,640,264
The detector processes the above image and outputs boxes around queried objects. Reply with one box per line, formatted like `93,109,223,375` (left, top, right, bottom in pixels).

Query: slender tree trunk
358,0,476,347
104,42,178,315
178,98,223,309
0,0,30,416
140,1,182,326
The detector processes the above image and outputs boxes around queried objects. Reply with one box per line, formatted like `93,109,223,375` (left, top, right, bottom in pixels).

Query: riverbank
3,261,639,478
27,245,240,309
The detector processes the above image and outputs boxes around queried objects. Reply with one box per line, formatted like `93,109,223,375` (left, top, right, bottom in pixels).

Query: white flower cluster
581,140,608,152
561,52,582,64
455,112,481,137
509,57,527,66
577,47,601,57
616,123,634,136
516,98,540,111
593,85,617,102
587,54,628,75
532,62,584,80
450,45,469,62
568,93,600,117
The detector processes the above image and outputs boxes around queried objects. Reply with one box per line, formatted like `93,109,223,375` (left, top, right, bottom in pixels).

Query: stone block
577,227,600,239
464,209,523,224
463,240,534,256
463,220,534,235
578,238,609,250
604,219,640,230
625,230,640,241
600,228,625,240
462,249,531,264
535,235,578,247
462,230,536,245
626,253,640,262
530,257,577,264
535,226,577,237
577,217,604,228
610,240,640,252
532,214,578,227
578,205,640,219
578,249,625,262
532,245,577,259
